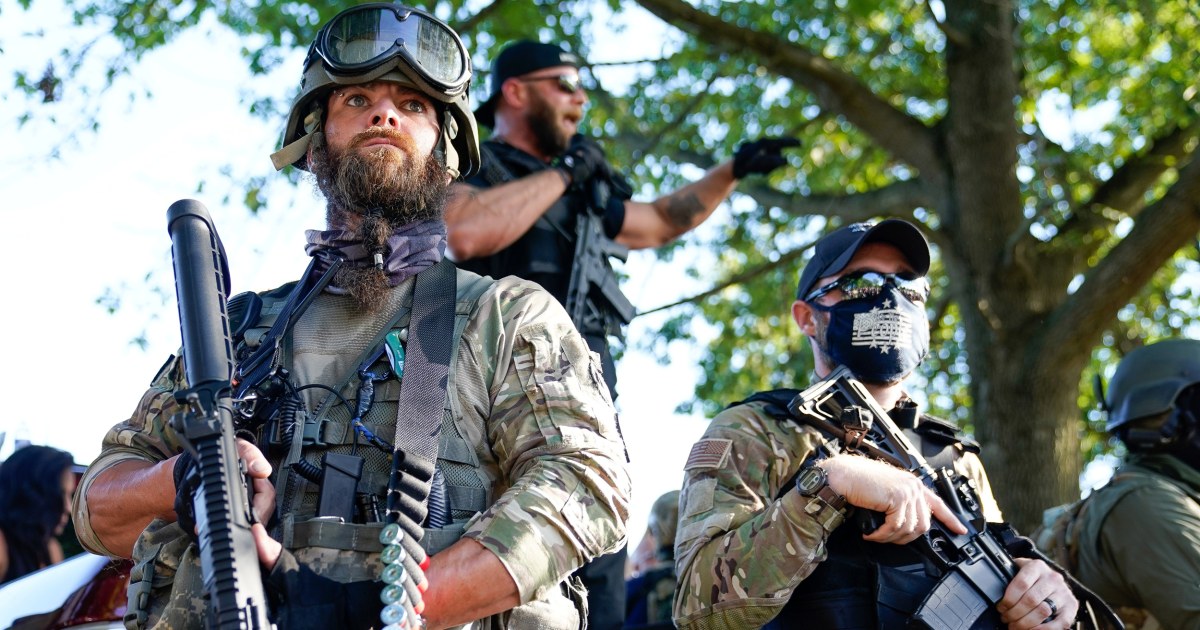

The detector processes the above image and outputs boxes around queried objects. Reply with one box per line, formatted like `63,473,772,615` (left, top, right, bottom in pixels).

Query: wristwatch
794,465,847,513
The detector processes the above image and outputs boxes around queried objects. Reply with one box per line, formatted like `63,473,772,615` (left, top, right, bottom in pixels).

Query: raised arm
616,161,738,250
617,137,799,250
445,170,569,260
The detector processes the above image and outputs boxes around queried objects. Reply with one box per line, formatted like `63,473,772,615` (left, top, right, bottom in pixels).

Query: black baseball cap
795,219,931,300
475,40,582,128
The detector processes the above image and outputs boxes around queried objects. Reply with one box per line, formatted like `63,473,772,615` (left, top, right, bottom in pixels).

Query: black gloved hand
555,134,609,186
732,136,801,179
173,451,201,544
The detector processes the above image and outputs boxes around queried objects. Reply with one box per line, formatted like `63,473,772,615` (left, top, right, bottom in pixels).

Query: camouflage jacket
73,270,631,629
672,397,999,630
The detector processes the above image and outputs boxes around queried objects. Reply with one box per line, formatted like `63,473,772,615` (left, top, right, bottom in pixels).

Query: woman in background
0,445,76,584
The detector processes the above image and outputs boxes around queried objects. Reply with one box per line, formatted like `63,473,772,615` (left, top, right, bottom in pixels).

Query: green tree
8,0,1199,531
623,0,1200,532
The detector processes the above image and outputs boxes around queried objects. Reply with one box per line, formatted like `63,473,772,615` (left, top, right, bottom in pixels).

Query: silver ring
1043,596,1058,622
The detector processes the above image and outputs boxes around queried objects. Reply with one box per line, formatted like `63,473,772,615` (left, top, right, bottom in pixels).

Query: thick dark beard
526,90,571,157
310,129,449,229
332,210,392,314
309,130,449,313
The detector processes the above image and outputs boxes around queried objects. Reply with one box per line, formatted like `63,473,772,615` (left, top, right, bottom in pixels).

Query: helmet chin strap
272,106,324,170
1170,395,1200,468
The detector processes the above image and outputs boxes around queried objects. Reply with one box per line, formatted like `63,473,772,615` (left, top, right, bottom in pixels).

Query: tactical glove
555,134,609,186
173,451,201,543
732,136,801,179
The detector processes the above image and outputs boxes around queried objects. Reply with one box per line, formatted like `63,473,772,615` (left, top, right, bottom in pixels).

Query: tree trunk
938,0,1085,531
973,336,1088,531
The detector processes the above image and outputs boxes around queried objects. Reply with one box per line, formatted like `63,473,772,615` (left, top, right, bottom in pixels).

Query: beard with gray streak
309,128,448,312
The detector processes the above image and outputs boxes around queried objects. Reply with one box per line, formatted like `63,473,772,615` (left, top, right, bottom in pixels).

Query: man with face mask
672,219,1079,629
447,41,798,399
71,5,629,629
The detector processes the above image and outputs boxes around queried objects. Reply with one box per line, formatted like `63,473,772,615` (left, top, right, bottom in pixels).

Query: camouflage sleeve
457,276,630,603
672,403,848,630
72,355,188,557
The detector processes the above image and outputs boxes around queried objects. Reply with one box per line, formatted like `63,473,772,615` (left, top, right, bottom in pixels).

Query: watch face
797,466,826,495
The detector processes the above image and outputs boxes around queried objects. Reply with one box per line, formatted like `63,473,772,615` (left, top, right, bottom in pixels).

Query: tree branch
1044,152,1200,364
632,0,944,180
921,0,970,46
1061,124,1197,234
638,237,816,315
457,0,507,35
588,57,670,67
740,179,936,224
627,77,716,162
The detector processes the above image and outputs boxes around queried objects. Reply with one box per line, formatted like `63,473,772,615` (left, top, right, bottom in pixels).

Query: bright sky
0,0,714,553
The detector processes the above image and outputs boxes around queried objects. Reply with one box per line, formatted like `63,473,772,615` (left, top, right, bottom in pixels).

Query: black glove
555,134,608,186
173,451,201,543
732,136,800,179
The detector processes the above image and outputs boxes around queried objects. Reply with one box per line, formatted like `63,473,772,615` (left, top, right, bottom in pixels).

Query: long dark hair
0,445,74,583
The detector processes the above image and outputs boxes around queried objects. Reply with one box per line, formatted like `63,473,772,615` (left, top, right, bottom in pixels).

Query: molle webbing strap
236,254,340,395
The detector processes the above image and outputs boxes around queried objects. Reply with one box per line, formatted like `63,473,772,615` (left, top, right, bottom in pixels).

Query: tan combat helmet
271,3,481,179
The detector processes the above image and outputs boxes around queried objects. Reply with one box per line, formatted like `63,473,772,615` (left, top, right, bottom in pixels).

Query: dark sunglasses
806,270,930,304
519,74,585,95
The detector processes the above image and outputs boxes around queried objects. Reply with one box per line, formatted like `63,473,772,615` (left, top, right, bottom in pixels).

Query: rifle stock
167,199,272,629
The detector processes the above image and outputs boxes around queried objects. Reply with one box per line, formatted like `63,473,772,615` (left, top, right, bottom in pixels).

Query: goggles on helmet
306,3,470,95
805,270,931,304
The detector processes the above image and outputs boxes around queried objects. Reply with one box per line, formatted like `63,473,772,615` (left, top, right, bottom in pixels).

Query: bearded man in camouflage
71,5,629,629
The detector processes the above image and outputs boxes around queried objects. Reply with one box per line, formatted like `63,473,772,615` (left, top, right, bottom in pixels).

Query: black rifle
167,199,272,629
788,367,1013,629
565,176,636,338
787,366,1121,630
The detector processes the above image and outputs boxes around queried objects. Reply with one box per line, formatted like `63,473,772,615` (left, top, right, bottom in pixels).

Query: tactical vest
1035,462,1199,630
124,267,520,629
459,141,583,303
733,389,997,630
238,268,494,581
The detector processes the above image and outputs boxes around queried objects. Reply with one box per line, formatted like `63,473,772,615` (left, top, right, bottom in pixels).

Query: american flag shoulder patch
685,438,732,470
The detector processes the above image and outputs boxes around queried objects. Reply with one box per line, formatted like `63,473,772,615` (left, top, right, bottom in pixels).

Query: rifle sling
392,257,456,474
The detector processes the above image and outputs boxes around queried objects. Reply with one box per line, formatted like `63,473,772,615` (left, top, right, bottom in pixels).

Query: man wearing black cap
445,39,798,397
444,39,796,630
672,219,1080,629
